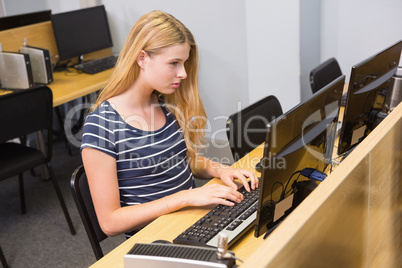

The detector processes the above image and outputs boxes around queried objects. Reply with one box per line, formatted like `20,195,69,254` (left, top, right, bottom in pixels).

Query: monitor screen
337,40,402,155
254,75,345,238
50,5,113,61
0,10,51,31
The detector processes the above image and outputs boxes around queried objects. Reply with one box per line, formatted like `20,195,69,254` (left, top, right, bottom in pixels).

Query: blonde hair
92,10,206,171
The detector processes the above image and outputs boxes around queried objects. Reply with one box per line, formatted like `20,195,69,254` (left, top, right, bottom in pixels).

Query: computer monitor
50,5,113,61
0,10,51,31
254,75,345,238
337,40,402,155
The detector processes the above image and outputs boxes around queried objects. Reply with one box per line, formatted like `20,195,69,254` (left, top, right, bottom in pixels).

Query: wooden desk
50,69,112,107
0,69,112,107
90,103,402,267
0,21,113,107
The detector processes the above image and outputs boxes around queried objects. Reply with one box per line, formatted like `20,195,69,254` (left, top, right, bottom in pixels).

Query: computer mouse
255,159,263,173
151,239,172,244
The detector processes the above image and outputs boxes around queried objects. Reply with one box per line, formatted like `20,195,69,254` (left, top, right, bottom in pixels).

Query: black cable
270,181,284,203
63,68,82,76
280,170,302,201
286,173,302,196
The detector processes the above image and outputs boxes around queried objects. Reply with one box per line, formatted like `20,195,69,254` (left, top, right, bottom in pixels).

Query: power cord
280,170,302,201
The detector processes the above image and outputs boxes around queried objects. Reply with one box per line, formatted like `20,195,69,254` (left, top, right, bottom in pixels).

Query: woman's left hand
217,167,259,192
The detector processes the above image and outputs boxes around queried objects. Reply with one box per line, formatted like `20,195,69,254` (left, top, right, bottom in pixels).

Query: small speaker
19,46,53,84
124,243,235,268
0,51,34,89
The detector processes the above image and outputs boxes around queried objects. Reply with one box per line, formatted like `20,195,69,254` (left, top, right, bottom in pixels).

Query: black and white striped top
81,100,195,237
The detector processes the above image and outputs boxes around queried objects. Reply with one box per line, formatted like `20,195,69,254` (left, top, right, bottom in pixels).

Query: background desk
0,68,112,107
51,68,112,107
1,21,114,181
90,103,402,268
0,21,112,107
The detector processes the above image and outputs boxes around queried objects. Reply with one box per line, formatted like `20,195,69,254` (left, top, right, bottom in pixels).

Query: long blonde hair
92,10,207,171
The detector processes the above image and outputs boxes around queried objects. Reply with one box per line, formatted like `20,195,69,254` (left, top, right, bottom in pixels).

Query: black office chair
226,95,283,161
0,86,75,235
310,57,342,94
71,165,108,260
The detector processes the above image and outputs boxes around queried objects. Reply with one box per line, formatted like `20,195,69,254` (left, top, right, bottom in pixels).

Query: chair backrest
310,57,343,94
70,165,107,260
226,95,283,161
0,86,53,159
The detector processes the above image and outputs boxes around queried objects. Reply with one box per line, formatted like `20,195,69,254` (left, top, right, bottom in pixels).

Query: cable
280,170,302,201
271,181,284,203
300,168,327,182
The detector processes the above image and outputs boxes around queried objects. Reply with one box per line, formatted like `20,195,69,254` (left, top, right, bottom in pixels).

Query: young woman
81,10,258,238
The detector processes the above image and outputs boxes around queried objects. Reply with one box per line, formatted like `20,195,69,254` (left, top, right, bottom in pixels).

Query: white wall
299,0,321,102
102,0,251,145
321,0,402,82
3,0,47,16
0,0,6,17
245,0,300,112
99,0,301,162
44,0,79,14
5,0,401,160
0,0,302,161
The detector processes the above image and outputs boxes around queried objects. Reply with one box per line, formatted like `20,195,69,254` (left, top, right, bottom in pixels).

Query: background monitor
50,5,113,61
337,40,402,155
0,10,51,31
254,75,345,238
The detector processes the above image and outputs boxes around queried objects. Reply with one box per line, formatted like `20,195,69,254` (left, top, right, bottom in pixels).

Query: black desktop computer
254,75,345,237
51,5,116,74
338,40,402,156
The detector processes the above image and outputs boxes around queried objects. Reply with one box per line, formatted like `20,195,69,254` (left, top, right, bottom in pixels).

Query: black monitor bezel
254,75,345,238
0,10,51,31
337,40,402,155
50,5,113,61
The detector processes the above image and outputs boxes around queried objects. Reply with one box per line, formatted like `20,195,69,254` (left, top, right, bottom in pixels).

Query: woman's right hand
180,183,244,207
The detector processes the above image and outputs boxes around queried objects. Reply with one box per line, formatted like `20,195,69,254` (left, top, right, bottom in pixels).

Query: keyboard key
173,179,260,247
74,55,118,74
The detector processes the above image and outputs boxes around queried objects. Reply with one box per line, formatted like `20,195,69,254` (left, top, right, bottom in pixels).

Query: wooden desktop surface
0,21,113,107
51,69,113,107
0,69,113,107
90,144,266,268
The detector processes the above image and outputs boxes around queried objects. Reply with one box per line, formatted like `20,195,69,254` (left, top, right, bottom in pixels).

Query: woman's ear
137,50,148,68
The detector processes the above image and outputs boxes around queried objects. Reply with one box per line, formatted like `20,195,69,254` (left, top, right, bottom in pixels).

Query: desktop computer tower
0,51,34,89
292,180,318,208
19,46,53,84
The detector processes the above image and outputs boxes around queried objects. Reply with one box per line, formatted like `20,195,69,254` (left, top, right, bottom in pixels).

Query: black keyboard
74,55,118,74
173,180,259,248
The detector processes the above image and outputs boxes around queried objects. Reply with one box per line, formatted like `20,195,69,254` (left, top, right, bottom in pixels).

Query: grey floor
0,137,126,268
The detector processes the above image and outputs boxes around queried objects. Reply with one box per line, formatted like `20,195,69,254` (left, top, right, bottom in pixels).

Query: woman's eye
170,62,179,66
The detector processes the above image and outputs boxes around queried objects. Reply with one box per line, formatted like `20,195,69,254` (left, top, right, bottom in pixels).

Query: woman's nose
177,64,187,79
